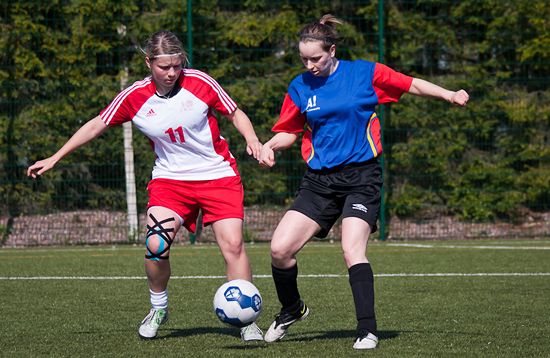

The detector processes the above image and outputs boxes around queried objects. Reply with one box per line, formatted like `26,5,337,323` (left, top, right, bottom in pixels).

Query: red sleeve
182,69,237,115
100,79,152,126
272,93,306,133
373,63,413,104
100,101,132,126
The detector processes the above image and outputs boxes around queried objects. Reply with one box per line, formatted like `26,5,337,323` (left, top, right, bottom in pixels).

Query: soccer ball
213,279,262,327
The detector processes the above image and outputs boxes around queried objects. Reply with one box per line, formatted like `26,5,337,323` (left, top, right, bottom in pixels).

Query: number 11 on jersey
165,126,185,143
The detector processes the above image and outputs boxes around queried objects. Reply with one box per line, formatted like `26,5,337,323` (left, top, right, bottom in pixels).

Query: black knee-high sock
349,263,377,335
272,264,301,313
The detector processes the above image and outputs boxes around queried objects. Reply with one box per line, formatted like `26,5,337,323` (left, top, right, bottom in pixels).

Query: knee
270,241,293,263
145,233,171,261
219,234,245,258
145,212,176,261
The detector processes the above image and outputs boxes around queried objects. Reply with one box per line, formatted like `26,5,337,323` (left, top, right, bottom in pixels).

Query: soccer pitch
1,240,549,357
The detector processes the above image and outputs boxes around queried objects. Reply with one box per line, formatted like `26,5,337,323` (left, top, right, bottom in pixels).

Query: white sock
150,289,168,310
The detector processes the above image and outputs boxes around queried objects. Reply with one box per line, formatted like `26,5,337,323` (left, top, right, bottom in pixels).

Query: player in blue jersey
259,14,469,349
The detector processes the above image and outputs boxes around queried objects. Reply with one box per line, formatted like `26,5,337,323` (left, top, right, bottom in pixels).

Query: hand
27,157,57,179
258,146,276,168
245,138,263,160
451,89,469,106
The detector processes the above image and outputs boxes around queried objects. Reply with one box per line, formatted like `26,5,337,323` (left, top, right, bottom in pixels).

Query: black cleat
264,301,309,342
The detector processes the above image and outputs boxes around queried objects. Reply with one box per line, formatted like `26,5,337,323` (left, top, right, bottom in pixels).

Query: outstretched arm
27,115,108,178
226,108,262,160
259,132,299,168
408,78,469,106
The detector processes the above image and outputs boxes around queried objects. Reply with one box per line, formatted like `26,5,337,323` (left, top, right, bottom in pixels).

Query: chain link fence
1,1,549,246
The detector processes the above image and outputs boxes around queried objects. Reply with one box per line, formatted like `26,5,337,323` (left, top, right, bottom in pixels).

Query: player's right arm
27,115,108,178
260,88,305,168
259,132,298,168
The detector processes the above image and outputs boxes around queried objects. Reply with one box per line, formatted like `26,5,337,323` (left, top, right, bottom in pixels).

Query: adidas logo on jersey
146,108,156,117
351,204,368,213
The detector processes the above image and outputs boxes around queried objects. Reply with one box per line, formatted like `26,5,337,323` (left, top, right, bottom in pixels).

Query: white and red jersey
100,69,240,181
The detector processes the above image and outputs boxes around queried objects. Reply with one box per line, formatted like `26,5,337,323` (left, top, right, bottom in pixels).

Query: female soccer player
259,15,469,349
27,30,264,341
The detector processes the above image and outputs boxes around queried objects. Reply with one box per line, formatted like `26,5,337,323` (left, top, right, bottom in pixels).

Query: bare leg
263,211,320,342
138,206,181,339
211,218,251,281
341,217,377,344
144,206,181,292
211,218,265,339
270,210,320,269
341,217,371,268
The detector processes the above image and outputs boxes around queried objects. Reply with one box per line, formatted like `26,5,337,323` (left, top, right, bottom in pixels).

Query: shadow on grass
161,326,267,350
285,329,400,342
163,326,239,339
159,326,400,346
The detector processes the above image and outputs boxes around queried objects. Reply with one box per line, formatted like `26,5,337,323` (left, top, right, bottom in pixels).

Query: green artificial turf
1,240,549,357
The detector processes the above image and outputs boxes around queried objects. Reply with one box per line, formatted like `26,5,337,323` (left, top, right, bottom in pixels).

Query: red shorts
147,176,244,233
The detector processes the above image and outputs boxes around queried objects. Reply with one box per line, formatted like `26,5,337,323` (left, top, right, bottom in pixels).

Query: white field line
2,242,550,253
1,272,550,280
386,243,550,250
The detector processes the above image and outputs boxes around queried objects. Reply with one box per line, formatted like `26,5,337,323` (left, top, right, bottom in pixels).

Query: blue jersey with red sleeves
272,60,413,170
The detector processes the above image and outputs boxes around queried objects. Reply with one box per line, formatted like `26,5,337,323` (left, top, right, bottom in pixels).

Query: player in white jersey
27,30,264,341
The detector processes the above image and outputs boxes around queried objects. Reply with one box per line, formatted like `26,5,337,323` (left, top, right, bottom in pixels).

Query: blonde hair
299,14,343,51
142,30,189,67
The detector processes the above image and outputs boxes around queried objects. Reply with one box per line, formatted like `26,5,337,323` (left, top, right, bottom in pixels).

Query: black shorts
290,158,382,238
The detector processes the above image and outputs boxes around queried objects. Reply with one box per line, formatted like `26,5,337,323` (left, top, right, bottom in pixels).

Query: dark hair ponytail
299,14,343,50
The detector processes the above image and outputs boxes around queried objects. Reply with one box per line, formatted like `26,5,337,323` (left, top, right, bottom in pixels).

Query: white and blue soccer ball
213,279,262,327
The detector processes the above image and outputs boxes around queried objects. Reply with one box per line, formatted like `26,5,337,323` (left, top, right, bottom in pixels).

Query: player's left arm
408,78,469,106
225,108,262,160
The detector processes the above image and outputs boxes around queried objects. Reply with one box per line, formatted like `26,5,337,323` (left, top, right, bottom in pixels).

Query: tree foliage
384,0,550,221
1,0,548,225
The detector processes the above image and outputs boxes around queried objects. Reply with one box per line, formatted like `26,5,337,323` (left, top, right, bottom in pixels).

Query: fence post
378,0,387,241
186,0,199,244
122,69,139,243
118,25,139,243
187,0,193,68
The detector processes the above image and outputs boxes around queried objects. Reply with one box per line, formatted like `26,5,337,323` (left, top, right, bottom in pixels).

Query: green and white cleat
240,322,264,341
138,308,169,339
